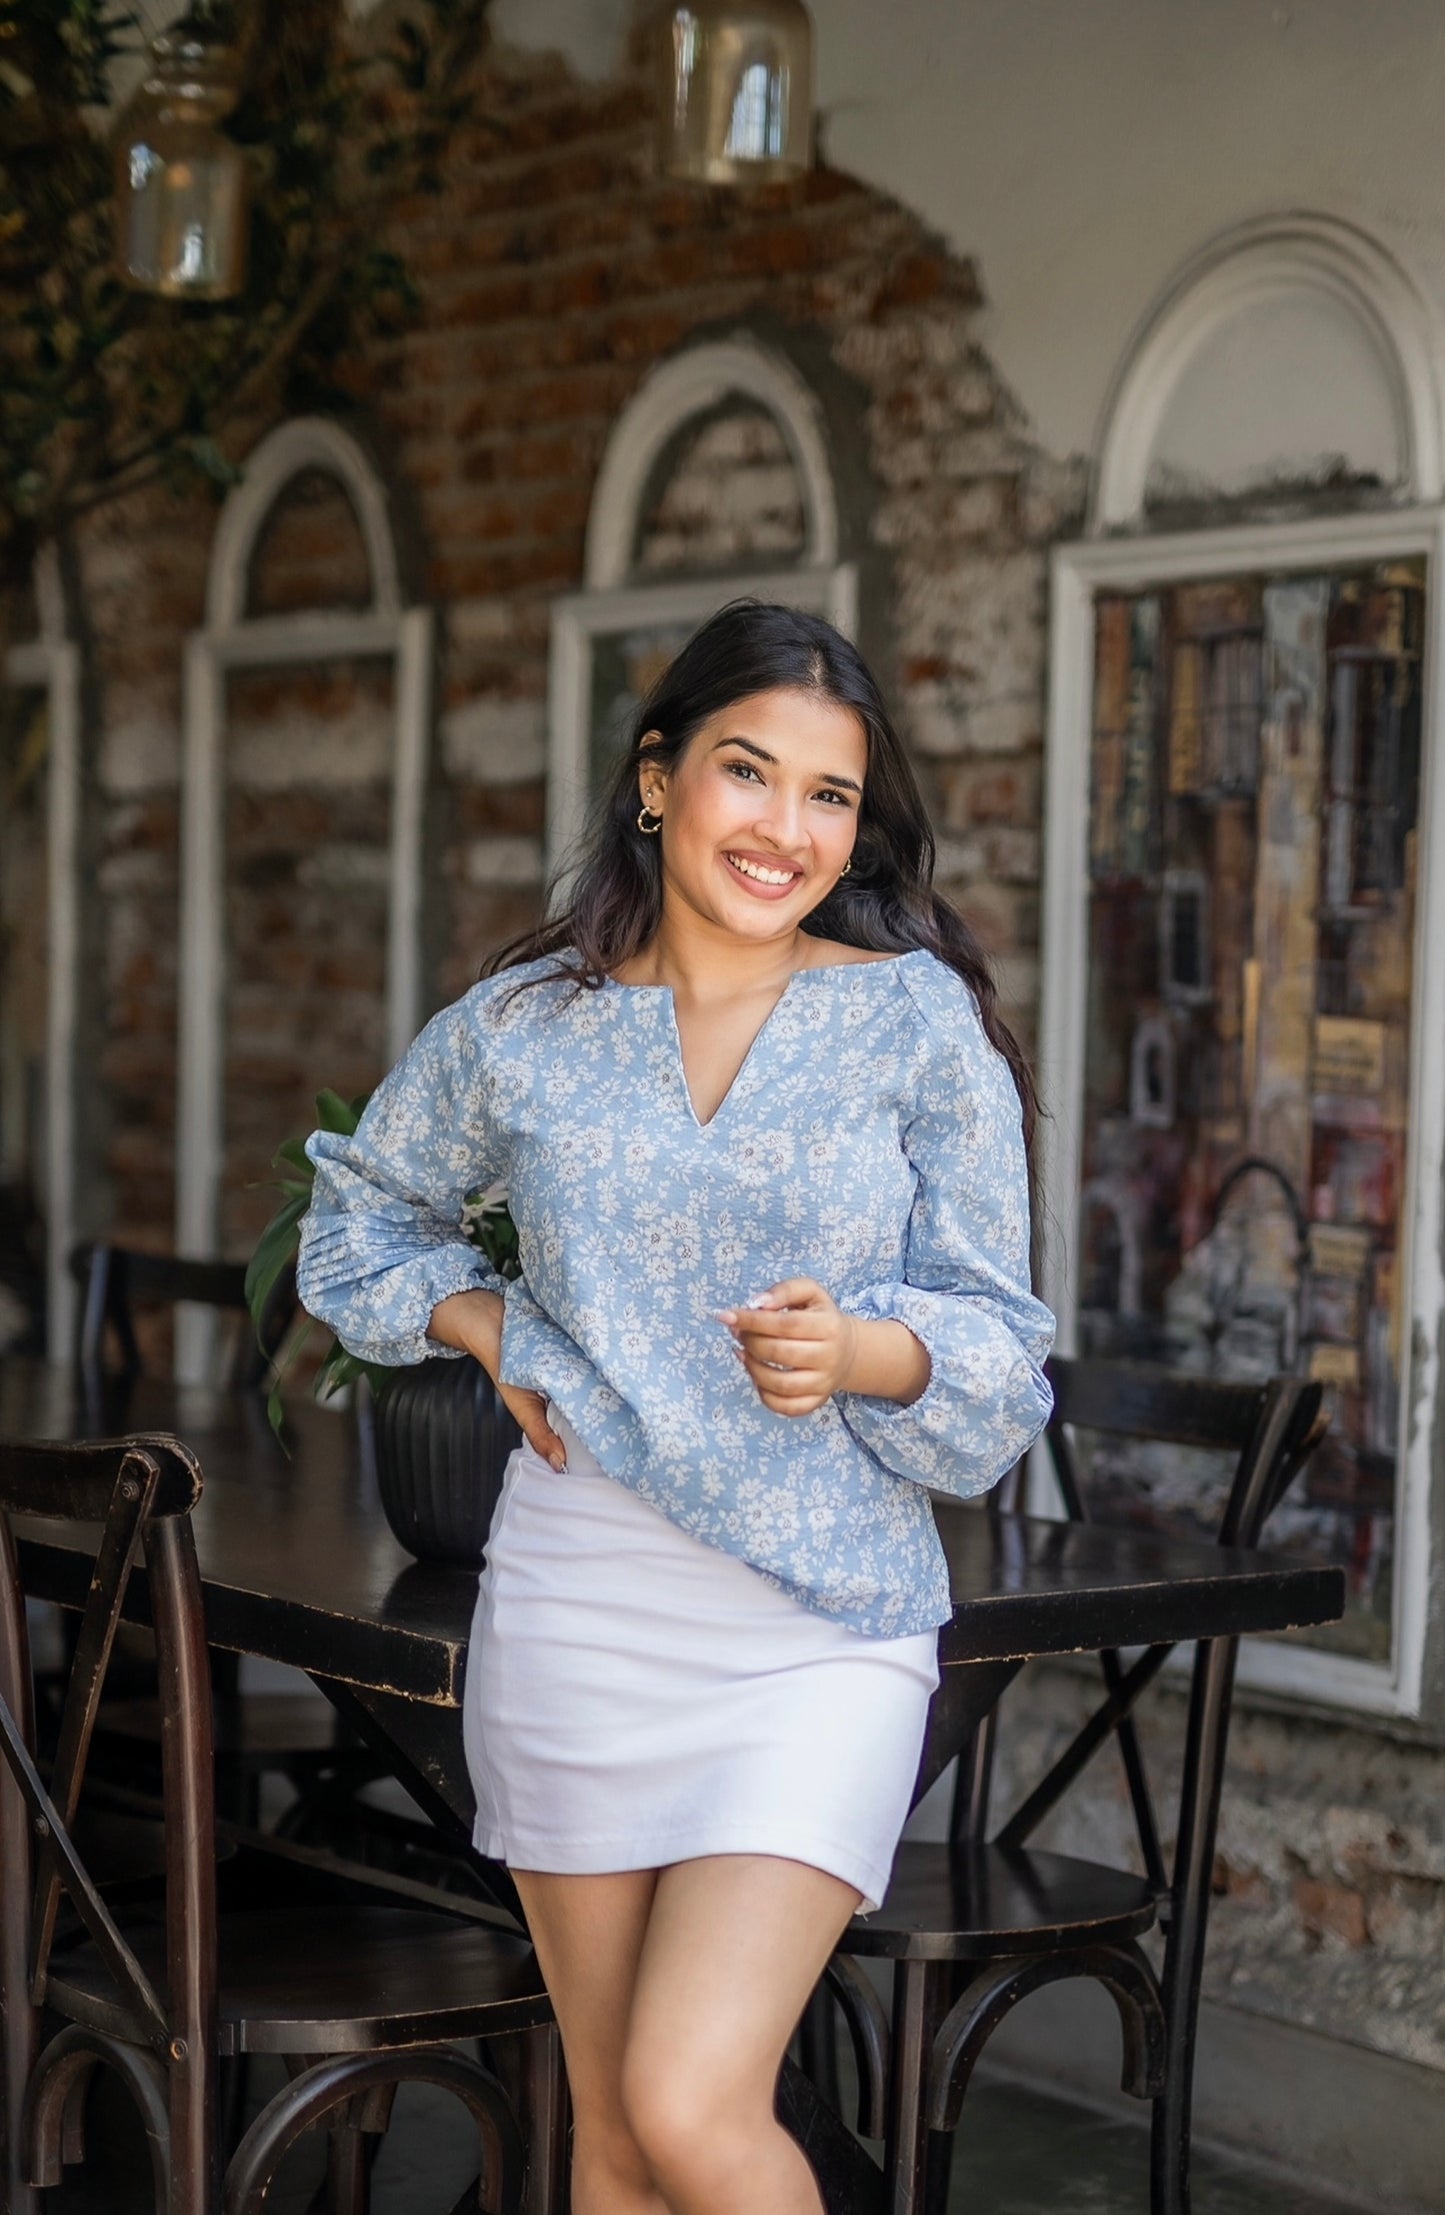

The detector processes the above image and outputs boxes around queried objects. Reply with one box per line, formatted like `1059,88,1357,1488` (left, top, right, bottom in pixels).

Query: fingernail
717,1309,737,1325
549,1450,566,1472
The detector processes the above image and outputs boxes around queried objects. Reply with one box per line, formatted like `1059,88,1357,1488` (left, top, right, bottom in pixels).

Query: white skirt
463,1408,939,1913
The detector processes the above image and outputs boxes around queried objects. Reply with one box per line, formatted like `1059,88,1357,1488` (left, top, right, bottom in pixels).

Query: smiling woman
295,599,1054,2215
656,690,863,908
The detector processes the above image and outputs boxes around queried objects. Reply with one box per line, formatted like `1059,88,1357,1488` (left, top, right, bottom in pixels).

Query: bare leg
620,1854,862,2215
511,1868,667,2215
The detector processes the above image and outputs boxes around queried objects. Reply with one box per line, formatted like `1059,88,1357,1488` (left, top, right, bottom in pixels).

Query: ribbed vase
372,1354,523,1567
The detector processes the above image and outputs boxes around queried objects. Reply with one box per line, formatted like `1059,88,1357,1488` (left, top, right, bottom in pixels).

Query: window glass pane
1079,560,1424,1662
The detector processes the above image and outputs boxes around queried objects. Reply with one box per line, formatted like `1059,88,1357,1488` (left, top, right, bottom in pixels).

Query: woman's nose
753,789,805,847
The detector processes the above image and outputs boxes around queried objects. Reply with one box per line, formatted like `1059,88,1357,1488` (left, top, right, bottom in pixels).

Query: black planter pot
372,1354,523,1568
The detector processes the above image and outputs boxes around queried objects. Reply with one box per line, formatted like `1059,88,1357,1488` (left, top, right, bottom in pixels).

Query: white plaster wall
499,0,1445,471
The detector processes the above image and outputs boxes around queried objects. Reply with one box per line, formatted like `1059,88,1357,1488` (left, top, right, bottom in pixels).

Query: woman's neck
618,903,814,1001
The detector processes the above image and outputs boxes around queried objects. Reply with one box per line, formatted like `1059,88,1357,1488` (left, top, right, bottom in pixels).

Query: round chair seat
49,1905,551,2056
844,1840,1160,1961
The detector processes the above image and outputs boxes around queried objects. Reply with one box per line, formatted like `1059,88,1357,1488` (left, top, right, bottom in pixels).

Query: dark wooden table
2,1361,1345,2210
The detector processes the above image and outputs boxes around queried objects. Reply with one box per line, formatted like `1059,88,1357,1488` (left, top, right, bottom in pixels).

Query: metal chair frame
827,1357,1327,2215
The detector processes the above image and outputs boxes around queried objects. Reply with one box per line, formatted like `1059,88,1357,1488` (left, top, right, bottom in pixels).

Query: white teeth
727,853,797,886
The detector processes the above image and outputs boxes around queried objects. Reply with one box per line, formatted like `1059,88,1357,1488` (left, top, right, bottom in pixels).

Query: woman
298,600,1054,2215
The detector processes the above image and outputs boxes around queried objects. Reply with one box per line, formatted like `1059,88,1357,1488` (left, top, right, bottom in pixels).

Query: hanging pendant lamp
656,0,814,185
114,10,248,299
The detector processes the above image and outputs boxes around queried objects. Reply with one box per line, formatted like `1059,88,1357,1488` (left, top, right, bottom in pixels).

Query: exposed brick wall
636,402,807,571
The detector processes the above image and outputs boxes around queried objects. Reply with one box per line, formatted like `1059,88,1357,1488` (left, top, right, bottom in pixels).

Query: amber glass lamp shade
114,16,248,299
657,0,813,185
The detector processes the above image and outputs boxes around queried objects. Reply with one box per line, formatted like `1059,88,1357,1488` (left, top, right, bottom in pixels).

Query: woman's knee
619,2039,762,2198
570,2108,655,2199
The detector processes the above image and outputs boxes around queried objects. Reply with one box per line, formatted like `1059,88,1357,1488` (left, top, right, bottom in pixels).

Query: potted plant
246,1089,523,1569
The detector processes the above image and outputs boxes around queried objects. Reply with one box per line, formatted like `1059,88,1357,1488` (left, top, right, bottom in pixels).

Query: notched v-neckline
605,951,921,1133
662,969,801,1132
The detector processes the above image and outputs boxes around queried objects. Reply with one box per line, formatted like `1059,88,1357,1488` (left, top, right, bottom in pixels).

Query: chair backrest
73,1244,295,1392
1044,1357,1326,1552
954,1357,1326,1879
0,1433,217,2139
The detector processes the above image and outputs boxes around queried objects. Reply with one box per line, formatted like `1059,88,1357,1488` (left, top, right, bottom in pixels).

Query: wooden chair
828,1357,1327,2215
69,1241,369,1832
0,1429,559,2215
75,1244,295,1396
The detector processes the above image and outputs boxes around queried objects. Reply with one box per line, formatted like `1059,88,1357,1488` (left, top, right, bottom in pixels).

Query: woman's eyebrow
713,733,863,794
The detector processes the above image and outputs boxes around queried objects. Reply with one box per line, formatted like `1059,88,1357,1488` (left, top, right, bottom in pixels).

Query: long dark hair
486,600,1038,1151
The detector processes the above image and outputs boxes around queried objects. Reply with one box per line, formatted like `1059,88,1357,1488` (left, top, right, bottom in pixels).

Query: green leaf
317,1344,364,1397
315,1087,364,1135
273,1136,314,1178
261,1313,316,1451
266,1373,287,1442
244,1190,309,1331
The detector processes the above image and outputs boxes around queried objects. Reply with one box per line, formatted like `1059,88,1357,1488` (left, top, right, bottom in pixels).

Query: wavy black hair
485,599,1038,1150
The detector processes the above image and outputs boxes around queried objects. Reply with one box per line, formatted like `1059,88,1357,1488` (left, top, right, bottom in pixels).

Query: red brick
1293,1878,1370,1949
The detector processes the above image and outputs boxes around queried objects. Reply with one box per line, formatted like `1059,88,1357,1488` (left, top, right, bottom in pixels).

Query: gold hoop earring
840,857,852,876
637,805,663,835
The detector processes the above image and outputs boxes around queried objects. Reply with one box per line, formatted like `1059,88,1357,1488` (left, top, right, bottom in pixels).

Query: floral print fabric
298,948,1055,1637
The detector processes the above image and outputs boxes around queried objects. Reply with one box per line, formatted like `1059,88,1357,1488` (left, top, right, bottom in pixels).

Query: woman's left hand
718,1278,859,1417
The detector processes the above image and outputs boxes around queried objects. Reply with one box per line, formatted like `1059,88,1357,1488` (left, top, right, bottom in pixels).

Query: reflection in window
727,57,786,161
1079,563,1423,1661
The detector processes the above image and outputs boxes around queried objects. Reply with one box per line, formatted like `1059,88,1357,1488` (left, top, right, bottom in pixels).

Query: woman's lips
722,849,804,900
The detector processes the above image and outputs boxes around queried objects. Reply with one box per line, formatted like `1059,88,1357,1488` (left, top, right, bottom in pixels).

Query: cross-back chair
0,1429,558,2215
827,1356,1327,2215
66,1241,370,1836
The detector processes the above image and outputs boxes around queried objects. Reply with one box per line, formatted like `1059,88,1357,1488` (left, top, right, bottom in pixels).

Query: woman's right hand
427,1288,567,1471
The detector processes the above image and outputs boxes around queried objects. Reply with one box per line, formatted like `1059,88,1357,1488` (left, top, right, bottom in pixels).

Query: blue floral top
297,948,1055,1637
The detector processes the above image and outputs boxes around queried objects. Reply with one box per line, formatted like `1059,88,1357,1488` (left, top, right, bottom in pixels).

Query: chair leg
921,2125,956,2215
24,2024,171,2206
324,2119,369,2215
521,2022,569,2215
796,1984,843,2116
884,1960,943,2215
224,2047,525,2215
220,2055,251,2159
1149,1639,1240,2215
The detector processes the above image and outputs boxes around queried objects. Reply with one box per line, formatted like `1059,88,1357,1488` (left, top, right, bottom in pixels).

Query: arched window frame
1089,214,1445,535
547,337,858,877
176,417,433,1379
1043,220,1445,1720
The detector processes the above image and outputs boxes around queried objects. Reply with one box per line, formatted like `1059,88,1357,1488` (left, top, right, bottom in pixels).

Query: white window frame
548,335,858,876
3,548,83,1363
1040,505,1445,1719
176,417,433,1381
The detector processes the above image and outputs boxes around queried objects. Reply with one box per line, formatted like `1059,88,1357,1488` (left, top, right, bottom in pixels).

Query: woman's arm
298,996,507,1366
724,969,1054,1497
834,972,1054,1495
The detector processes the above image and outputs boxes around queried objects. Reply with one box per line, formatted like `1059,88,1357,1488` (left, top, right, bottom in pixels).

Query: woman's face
639,686,865,942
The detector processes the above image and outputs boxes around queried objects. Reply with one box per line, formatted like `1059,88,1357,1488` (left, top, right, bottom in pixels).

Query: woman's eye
724,760,763,783
718,761,846,806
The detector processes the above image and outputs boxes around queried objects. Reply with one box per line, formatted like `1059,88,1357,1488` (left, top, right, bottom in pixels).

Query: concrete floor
49,2060,1372,2213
